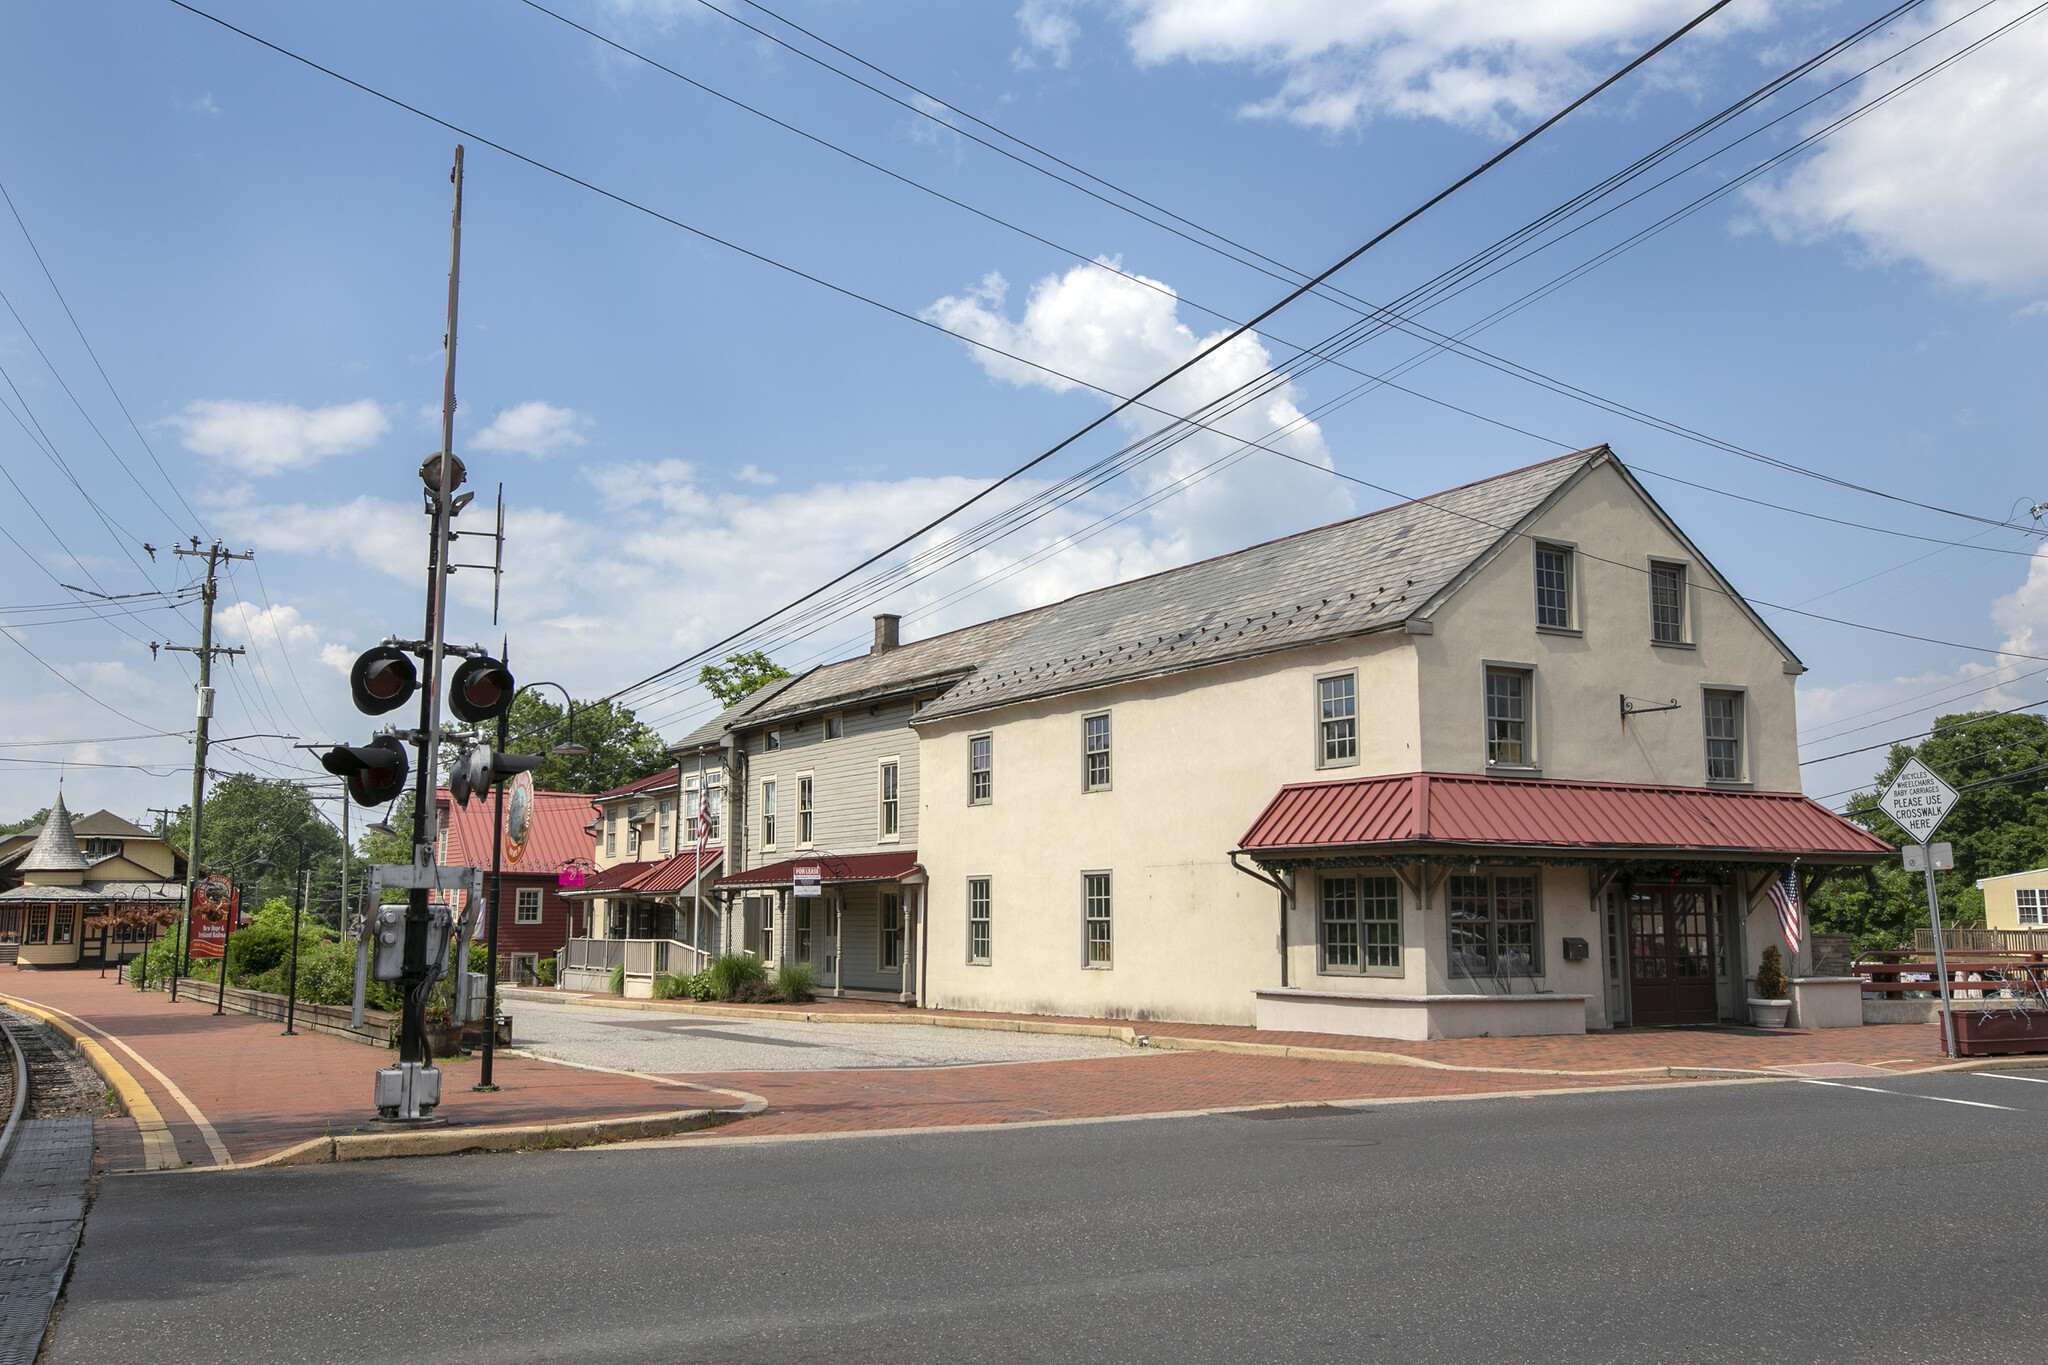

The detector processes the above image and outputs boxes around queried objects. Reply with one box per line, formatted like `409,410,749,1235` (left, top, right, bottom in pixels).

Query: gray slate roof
670,674,805,753
19,793,88,874
916,449,1598,723
70,810,153,839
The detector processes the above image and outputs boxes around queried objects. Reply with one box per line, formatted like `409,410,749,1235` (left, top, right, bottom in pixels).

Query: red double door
1628,888,1720,1026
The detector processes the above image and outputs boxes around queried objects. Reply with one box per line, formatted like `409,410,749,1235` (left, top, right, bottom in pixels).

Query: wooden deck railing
1856,950,2048,999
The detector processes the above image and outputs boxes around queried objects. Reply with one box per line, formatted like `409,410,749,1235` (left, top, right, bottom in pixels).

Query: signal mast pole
398,145,466,1071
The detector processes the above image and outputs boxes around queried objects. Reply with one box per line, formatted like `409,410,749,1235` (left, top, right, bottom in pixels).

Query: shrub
535,956,557,987
706,953,766,1002
652,971,692,1000
1755,945,1790,1000
732,980,778,1004
775,960,817,1004
607,962,626,996
685,969,715,1001
468,939,491,976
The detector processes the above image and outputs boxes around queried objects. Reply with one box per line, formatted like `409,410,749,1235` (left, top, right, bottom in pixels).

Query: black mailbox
1561,937,1590,961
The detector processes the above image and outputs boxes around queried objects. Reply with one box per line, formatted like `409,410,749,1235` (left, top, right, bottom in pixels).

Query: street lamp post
477,679,585,1092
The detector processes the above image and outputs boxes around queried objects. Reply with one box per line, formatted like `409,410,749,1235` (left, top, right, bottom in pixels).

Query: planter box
460,1016,513,1049
1950,1007,2048,1057
1789,977,1864,1029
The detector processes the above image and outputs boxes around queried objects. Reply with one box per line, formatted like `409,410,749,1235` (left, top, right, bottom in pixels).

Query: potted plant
1749,945,1792,1028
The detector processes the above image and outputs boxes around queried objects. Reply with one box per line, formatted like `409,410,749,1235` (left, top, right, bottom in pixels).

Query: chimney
872,613,901,655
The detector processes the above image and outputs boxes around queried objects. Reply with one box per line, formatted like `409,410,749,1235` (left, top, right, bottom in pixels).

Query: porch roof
1238,772,1893,866
716,850,920,890
0,880,185,904
558,849,724,899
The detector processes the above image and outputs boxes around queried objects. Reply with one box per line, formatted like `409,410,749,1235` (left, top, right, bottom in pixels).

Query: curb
234,1106,729,1169
0,994,179,1170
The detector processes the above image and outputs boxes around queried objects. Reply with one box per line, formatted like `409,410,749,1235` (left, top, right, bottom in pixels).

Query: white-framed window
2018,889,2042,926
703,771,723,840
1084,714,1111,791
879,761,900,838
510,952,539,985
627,815,642,856
879,893,903,970
1535,544,1573,630
1485,668,1532,767
968,735,992,805
1083,872,1112,968
796,901,813,960
826,713,845,740
1651,561,1687,644
1448,872,1540,977
515,888,542,925
967,877,991,964
761,779,777,849
1317,672,1358,767
657,800,671,853
1319,875,1401,975
1704,689,1744,782
765,729,781,751
798,775,814,846
605,809,617,858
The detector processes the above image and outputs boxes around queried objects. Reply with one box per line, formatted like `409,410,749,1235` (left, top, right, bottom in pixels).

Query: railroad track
0,1007,25,1176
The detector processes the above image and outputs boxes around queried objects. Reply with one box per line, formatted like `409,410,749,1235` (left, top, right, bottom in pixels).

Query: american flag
696,785,710,856
1767,867,1801,954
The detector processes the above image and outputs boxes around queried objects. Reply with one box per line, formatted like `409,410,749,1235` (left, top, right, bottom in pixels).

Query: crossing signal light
349,646,419,716
449,746,545,806
448,656,514,723
320,735,411,807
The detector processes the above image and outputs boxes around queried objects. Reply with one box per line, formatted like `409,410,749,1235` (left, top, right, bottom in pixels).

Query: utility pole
161,540,251,1002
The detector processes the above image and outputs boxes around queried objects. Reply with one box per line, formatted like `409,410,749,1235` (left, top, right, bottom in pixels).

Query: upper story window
764,729,781,752
826,713,845,740
1535,544,1573,630
1084,714,1111,791
761,780,777,849
1485,667,1532,767
2019,888,2042,926
1651,562,1687,644
605,809,617,858
879,761,900,838
1318,674,1357,767
1704,690,1744,782
969,735,993,805
626,811,642,857
703,772,723,840
515,888,542,925
798,775,815,845
657,801,671,854
79,838,123,860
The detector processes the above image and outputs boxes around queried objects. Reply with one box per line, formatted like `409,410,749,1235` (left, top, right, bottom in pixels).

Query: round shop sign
504,769,535,866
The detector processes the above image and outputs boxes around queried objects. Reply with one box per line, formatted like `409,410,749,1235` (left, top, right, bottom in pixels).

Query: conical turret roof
19,792,89,873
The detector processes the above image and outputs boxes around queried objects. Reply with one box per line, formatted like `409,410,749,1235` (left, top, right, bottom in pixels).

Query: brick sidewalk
515,987,1948,1073
2,972,723,1168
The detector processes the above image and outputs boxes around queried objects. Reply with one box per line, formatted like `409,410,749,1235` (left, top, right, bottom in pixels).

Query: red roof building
437,787,598,982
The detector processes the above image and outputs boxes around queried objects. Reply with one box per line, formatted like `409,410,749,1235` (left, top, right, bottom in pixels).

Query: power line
1800,696,2048,766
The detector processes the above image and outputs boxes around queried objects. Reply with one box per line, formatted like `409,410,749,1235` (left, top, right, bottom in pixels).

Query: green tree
165,774,346,927
1809,710,2048,949
699,651,790,708
505,692,668,793
1,808,50,838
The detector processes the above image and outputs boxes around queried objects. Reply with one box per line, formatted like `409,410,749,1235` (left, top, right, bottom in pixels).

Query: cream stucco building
652,448,1890,1037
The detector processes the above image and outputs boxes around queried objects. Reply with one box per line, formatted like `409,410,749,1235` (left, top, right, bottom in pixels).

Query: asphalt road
508,996,1137,1071
50,1070,2048,1364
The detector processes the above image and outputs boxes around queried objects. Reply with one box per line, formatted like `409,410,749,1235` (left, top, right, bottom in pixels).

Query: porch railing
623,938,711,980
561,938,627,973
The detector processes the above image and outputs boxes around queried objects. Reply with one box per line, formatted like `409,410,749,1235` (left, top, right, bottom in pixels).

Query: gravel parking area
507,998,1141,1073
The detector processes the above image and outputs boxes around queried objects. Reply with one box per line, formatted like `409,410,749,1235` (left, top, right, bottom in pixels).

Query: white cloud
733,463,778,486
922,256,1348,551
1021,0,1767,133
470,401,592,458
1746,0,2048,295
166,398,388,475
1017,0,1081,68
212,495,418,581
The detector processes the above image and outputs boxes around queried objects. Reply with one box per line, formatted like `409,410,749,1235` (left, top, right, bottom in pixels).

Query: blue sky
3,0,2046,824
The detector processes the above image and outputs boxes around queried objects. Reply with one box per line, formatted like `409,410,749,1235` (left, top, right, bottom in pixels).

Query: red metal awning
1239,771,1892,864
716,850,921,890
635,849,723,893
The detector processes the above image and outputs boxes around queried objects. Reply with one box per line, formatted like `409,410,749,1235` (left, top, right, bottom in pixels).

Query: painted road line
15,997,234,1166
1977,1072,2048,1085
1796,1077,2013,1111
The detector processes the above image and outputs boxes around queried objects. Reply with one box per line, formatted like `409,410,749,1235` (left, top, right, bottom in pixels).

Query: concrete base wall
1255,989,1590,1041
1789,978,1864,1029
623,976,654,1000
558,966,613,994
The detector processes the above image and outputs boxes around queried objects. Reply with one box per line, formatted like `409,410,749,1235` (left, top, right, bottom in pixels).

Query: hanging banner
187,873,240,959
504,769,536,866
